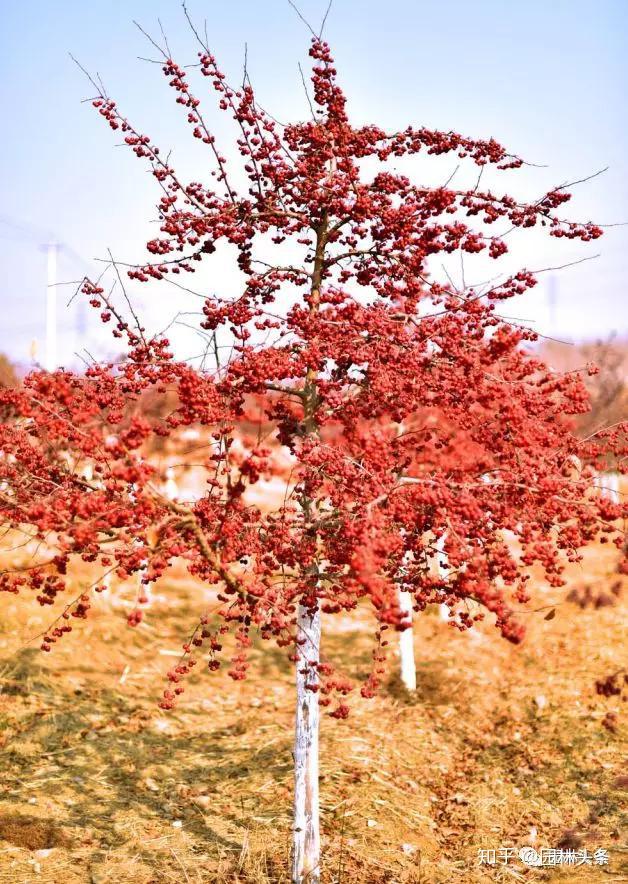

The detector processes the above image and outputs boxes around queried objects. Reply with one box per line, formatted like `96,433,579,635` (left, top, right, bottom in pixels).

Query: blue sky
1,0,626,369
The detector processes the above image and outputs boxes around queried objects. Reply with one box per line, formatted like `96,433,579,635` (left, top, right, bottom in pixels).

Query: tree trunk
292,603,321,884
397,587,416,691
435,534,450,621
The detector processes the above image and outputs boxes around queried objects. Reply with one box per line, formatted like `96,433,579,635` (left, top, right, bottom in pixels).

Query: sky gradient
1,0,626,369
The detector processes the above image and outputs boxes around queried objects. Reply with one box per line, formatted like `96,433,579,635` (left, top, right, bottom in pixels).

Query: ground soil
0,536,625,883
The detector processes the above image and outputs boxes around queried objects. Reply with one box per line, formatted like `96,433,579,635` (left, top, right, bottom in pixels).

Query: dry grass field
0,534,625,883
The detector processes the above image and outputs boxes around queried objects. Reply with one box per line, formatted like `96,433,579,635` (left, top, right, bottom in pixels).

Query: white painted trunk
139,567,151,605
435,534,450,621
92,570,111,610
135,539,151,607
164,476,179,501
397,587,416,691
593,470,620,503
292,603,321,884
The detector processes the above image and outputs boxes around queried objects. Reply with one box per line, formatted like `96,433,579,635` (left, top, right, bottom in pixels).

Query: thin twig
318,0,334,39
287,0,317,38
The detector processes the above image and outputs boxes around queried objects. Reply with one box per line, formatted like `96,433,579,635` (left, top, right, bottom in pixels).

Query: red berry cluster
0,34,624,715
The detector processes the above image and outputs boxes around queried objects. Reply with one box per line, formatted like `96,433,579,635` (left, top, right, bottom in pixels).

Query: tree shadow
1,673,294,862
387,660,461,706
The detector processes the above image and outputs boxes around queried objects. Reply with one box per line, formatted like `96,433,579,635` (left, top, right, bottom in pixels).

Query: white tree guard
397,586,416,691
292,603,321,884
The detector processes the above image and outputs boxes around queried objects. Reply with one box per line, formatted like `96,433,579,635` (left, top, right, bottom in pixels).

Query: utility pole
45,242,58,372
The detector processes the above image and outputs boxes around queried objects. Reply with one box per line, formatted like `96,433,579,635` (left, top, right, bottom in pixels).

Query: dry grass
0,540,626,883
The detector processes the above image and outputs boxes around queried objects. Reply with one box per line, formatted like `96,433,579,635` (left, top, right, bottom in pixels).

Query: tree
574,338,626,503
541,337,627,442
1,23,625,883
0,353,19,390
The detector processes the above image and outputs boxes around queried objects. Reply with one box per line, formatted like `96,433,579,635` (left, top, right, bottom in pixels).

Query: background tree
1,22,625,883
541,337,627,441
0,353,18,390
579,338,627,440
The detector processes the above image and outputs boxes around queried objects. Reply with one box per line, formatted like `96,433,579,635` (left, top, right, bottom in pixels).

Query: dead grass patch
0,537,625,882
